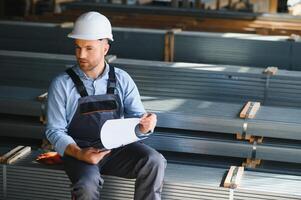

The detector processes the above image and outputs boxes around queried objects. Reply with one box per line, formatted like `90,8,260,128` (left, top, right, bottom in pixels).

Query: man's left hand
139,113,157,134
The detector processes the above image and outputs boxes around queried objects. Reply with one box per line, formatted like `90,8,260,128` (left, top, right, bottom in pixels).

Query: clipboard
99,118,147,150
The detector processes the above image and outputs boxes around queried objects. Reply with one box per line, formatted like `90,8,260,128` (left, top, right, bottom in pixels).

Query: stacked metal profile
0,50,301,199
1,160,301,199
0,86,43,116
111,58,301,108
0,21,62,54
110,27,166,61
0,50,75,88
2,161,227,200
173,32,293,69
236,171,301,199
292,41,301,71
0,51,301,150
113,59,267,103
0,165,3,200
142,96,301,140
266,69,301,107
1,21,301,70
1,150,301,200
1,50,301,108
0,86,45,139
1,87,300,163
141,97,301,163
0,21,166,61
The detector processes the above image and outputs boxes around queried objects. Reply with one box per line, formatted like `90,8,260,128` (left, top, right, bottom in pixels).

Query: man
45,11,166,200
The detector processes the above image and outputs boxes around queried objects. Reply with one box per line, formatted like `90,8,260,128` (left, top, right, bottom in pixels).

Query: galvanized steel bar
0,21,300,69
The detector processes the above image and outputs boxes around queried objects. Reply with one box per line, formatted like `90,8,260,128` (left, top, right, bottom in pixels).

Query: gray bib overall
66,66,122,149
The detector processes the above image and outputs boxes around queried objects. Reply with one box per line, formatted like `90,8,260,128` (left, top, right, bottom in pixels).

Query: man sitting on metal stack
45,11,166,200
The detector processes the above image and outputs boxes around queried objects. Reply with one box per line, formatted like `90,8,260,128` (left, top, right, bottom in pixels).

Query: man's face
74,39,109,73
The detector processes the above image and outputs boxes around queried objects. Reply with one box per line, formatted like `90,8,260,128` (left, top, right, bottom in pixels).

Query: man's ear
103,41,110,56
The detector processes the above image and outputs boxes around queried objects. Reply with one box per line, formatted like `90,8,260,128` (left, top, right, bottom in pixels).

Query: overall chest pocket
80,100,118,115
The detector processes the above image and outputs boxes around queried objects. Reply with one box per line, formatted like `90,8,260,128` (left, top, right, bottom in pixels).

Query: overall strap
107,65,116,94
66,68,89,97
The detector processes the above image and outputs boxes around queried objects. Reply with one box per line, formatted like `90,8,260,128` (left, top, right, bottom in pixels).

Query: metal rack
0,50,301,199
1,21,301,69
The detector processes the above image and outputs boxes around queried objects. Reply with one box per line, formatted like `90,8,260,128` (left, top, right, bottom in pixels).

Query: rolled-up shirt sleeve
45,77,76,156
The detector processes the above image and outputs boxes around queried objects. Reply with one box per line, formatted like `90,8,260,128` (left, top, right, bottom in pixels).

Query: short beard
78,62,97,72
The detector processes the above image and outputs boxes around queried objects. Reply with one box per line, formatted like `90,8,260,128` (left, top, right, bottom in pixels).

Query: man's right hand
65,143,111,165
78,147,111,164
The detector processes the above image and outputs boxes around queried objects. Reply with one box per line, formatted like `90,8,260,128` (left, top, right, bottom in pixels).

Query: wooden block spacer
223,166,244,189
263,66,278,75
37,92,48,124
164,28,182,62
0,146,31,164
242,158,261,168
236,133,264,143
240,101,261,119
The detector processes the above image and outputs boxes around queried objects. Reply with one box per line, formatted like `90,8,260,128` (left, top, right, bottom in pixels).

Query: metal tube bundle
1,21,301,70
0,50,301,199
142,96,301,164
1,50,301,107
0,50,301,164
1,150,301,200
0,88,301,164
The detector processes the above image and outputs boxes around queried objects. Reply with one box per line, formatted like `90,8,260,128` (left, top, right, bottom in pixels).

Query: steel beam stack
0,164,3,200
0,50,300,163
0,50,301,199
1,50,301,107
0,157,301,200
1,150,301,200
1,21,301,70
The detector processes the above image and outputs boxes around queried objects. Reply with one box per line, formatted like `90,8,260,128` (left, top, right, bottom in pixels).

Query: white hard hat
68,11,113,41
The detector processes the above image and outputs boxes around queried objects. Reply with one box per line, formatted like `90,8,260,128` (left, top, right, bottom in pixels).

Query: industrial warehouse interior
0,0,301,199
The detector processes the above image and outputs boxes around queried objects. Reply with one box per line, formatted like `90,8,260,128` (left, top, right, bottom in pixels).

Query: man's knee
72,176,103,200
151,152,167,170
143,150,167,173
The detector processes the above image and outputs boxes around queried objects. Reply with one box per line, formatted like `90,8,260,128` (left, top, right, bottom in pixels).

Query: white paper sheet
100,118,142,149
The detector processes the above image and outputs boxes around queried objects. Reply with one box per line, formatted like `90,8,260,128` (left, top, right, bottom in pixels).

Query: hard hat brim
68,33,114,41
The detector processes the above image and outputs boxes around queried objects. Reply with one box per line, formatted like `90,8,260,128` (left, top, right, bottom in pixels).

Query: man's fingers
85,148,100,153
140,115,156,125
91,149,111,155
99,150,111,160
101,150,111,155
140,113,148,121
140,113,156,123
139,118,156,133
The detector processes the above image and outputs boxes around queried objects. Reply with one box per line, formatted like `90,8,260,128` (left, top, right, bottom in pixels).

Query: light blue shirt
45,63,146,156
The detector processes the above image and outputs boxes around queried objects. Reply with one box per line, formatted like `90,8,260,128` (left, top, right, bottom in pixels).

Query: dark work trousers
63,142,167,200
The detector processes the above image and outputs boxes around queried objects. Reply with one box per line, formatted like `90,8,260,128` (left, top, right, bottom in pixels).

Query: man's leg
101,142,167,200
63,156,103,200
